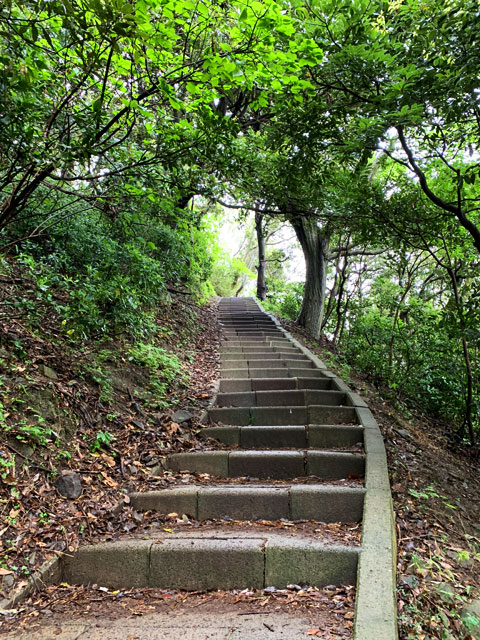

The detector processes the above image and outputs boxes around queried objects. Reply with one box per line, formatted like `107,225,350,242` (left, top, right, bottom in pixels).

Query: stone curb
0,555,61,612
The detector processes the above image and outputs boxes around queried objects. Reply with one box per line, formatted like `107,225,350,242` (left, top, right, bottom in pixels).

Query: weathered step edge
0,555,61,612
0,536,359,606
165,449,365,479
202,424,364,448
128,484,366,522
253,299,397,640
61,534,360,591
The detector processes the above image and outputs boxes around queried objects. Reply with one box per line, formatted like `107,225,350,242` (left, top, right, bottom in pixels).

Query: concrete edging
0,555,61,612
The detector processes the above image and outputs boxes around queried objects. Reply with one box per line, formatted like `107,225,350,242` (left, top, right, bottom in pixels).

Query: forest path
5,298,396,639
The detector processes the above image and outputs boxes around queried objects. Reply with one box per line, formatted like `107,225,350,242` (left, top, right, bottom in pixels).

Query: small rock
462,598,480,619
41,365,58,380
461,600,480,639
400,575,418,590
394,428,413,441
2,574,14,591
54,471,82,499
171,409,193,424
433,581,456,604
8,438,34,459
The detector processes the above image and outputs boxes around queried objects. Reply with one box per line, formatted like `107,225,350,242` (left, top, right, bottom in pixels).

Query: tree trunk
255,211,267,301
447,266,475,446
292,217,331,340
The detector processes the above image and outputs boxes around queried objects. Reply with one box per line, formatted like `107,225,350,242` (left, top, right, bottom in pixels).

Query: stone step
222,333,284,339
221,352,307,362
220,346,301,354
129,484,365,522
216,389,348,407
220,325,277,331
62,531,359,590
208,405,359,425
220,359,313,370
218,376,333,392
220,340,272,347
222,327,281,332
220,319,276,325
166,449,365,479
201,424,364,448
220,342,292,350
221,327,281,331
221,367,329,379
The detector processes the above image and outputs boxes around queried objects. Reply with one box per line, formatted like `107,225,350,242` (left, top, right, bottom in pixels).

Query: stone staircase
55,297,397,639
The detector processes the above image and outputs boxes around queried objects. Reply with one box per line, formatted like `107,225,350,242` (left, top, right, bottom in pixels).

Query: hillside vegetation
1,1,480,637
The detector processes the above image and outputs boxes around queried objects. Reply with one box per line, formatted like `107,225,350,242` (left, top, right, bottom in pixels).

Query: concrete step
201,424,364,448
166,449,365,479
220,338,291,345
220,347,297,354
221,353,307,362
222,328,282,333
208,405,358,425
216,389,348,407
220,325,277,331
220,351,311,369
220,340,271,347
129,484,365,522
222,333,284,339
218,377,333,392
221,332,278,337
219,367,330,379
220,320,276,325
220,346,303,353
62,531,359,590
220,359,312,370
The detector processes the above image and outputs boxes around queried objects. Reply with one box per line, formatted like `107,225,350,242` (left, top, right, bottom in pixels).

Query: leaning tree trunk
255,211,267,301
292,217,331,340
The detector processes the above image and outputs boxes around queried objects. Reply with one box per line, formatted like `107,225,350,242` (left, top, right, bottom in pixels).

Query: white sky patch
217,207,306,291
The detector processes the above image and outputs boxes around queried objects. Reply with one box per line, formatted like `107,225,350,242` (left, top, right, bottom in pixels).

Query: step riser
202,425,364,448
129,486,365,522
218,377,333,392
221,368,327,379
62,540,359,590
221,354,307,362
166,450,365,479
220,321,276,326
220,360,313,370
208,405,358,425
220,350,301,357
216,390,348,407
220,340,292,347
222,329,282,333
